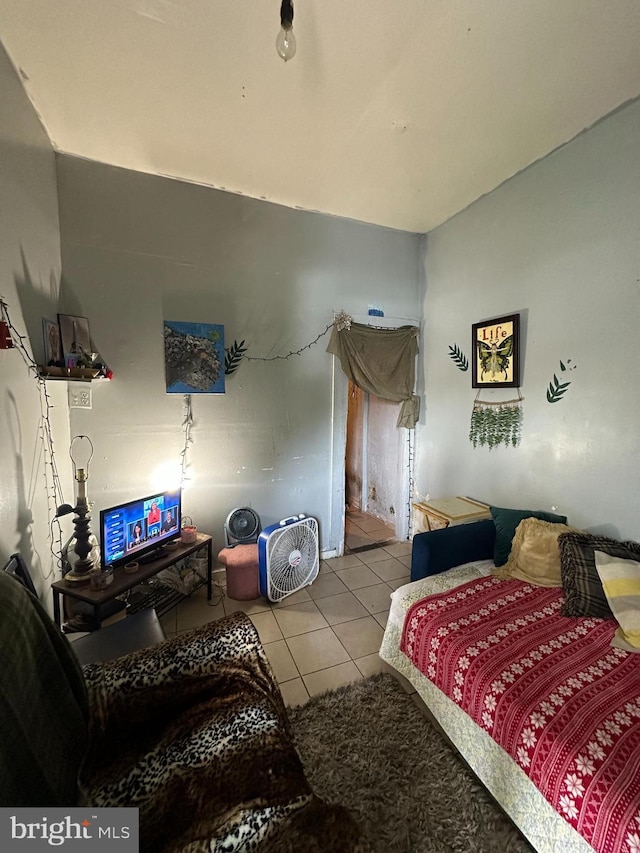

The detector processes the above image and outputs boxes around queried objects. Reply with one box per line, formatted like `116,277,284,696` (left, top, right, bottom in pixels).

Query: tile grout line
168,541,412,702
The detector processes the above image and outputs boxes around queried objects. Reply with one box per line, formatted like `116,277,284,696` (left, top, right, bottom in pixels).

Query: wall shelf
37,365,108,382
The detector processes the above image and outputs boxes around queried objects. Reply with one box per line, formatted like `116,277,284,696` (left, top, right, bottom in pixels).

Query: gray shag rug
288,673,536,853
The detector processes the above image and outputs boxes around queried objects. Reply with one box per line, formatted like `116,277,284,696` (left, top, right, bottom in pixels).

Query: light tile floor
345,510,395,552
160,541,416,707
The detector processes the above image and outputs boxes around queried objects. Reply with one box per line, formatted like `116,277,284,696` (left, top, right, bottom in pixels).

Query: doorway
328,314,418,557
344,381,407,552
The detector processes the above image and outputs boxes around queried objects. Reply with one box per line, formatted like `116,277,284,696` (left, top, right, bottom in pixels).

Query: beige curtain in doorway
327,321,420,428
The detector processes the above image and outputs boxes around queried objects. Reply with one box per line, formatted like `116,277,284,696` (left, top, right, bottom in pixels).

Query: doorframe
329,313,419,556
358,389,370,514
362,393,370,515
328,359,348,557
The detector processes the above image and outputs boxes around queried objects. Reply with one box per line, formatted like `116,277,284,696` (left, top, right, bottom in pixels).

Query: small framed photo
472,313,520,388
42,318,63,365
58,313,91,359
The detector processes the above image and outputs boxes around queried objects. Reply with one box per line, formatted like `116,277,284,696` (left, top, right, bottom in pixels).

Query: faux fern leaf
225,339,247,375
448,344,469,372
546,374,571,403
547,358,576,403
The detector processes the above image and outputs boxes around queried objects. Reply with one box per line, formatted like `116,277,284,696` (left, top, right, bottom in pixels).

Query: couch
0,571,371,852
382,514,640,853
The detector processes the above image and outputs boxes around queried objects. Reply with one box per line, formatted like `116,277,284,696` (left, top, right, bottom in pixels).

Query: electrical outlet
68,384,92,409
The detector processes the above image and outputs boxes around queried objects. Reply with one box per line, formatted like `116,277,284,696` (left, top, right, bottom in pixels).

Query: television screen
100,489,182,570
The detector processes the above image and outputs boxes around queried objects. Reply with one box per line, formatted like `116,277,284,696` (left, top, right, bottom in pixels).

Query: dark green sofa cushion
490,505,568,567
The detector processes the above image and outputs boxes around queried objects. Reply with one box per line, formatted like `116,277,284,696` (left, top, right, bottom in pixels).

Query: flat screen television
100,489,182,570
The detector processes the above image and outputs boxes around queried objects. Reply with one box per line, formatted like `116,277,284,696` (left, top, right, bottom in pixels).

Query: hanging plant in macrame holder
469,391,523,449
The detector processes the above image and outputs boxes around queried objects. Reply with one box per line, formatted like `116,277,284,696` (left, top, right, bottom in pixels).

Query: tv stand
52,534,213,629
138,547,168,564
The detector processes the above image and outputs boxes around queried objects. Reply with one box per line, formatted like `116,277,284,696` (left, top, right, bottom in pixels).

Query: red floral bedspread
400,575,640,853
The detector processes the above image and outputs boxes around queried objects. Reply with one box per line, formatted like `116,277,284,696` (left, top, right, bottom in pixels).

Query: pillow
558,532,640,619
490,505,568,567
493,517,578,587
594,550,640,652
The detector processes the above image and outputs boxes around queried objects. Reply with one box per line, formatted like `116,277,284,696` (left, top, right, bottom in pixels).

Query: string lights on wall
406,428,415,539
0,298,67,574
180,394,194,492
245,322,333,362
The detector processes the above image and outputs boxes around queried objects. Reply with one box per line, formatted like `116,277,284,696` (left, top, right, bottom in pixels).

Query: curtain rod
338,312,419,329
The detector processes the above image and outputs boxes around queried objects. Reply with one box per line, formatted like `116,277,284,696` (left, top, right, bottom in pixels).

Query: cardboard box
412,496,490,535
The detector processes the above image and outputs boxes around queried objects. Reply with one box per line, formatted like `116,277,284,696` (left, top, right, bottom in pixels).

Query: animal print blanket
79,612,370,852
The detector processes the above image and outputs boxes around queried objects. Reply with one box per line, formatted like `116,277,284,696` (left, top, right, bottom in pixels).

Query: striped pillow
595,550,640,651
558,532,640,619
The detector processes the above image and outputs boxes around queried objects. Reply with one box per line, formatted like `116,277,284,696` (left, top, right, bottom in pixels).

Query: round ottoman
218,544,261,600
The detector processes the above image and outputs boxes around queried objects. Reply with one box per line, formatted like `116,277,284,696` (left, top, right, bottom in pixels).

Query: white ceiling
1,1,640,233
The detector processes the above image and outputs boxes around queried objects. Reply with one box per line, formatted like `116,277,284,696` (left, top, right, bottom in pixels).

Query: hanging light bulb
276,0,296,62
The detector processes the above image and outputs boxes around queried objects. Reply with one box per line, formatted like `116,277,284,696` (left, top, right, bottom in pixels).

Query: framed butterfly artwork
471,313,520,388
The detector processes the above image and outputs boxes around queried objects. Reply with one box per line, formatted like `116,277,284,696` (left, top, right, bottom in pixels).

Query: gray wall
56,157,423,554
0,40,73,596
416,99,640,539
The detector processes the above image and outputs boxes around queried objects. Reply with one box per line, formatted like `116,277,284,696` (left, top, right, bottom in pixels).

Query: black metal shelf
124,577,207,617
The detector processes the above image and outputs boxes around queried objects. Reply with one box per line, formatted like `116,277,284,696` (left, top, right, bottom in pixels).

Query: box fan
258,515,319,602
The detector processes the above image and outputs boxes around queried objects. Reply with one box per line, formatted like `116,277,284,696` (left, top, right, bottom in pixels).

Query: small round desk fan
258,514,319,603
224,507,261,547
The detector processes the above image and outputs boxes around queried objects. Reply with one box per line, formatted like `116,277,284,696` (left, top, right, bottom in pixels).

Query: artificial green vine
448,343,469,372
469,399,523,449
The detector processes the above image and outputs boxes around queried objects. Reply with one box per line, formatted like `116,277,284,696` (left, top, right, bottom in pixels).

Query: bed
380,517,640,853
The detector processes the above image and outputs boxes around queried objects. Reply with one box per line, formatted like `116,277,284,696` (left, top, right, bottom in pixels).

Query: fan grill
260,516,319,602
266,525,318,595
224,507,261,546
